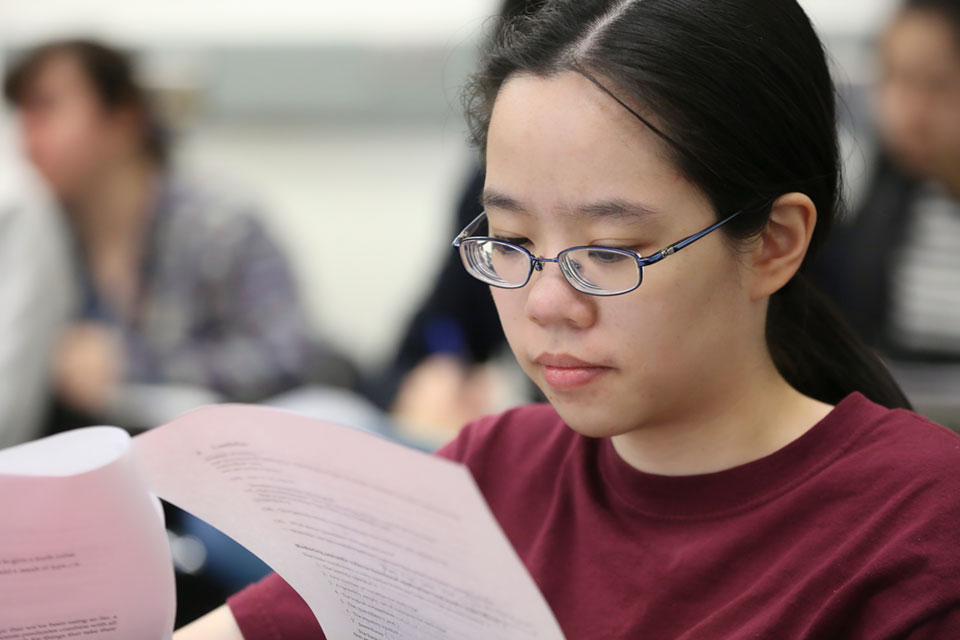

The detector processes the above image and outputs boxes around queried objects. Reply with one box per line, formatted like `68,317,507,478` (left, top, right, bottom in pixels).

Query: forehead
485,71,695,214
20,54,94,100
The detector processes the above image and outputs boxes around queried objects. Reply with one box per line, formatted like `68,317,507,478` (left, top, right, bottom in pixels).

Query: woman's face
876,10,960,178
484,72,763,438
16,54,133,201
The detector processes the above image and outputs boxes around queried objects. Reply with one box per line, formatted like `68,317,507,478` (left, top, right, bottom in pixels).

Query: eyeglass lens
460,239,641,294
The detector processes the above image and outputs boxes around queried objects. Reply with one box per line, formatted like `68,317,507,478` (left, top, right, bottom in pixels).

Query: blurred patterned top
77,171,328,402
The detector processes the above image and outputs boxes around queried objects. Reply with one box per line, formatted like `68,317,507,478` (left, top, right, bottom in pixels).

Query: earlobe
748,193,817,301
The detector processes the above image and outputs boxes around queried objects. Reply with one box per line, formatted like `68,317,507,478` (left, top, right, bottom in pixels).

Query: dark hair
903,0,960,20
900,0,960,46
464,0,911,409
499,0,550,20
4,38,169,165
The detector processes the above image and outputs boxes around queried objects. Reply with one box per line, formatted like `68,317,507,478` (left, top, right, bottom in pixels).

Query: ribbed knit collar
596,393,883,520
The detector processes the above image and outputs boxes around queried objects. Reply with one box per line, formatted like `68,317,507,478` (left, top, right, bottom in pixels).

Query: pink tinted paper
0,427,176,639
134,405,565,640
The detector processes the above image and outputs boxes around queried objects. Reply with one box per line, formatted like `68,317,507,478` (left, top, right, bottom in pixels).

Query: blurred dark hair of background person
5,39,169,197
3,38,355,430
365,0,549,442
813,0,960,427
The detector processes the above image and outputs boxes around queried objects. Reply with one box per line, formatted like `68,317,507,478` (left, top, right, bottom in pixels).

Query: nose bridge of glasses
534,254,597,295
531,255,559,272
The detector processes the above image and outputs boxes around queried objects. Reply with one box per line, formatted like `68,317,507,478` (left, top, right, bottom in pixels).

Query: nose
524,259,597,329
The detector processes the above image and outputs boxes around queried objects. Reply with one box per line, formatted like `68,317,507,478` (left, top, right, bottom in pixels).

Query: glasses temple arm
642,208,744,265
452,211,488,247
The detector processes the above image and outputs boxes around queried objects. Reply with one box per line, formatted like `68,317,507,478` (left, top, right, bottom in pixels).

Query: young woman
177,0,960,637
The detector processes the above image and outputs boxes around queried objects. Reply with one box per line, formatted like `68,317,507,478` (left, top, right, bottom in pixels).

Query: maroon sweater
227,393,960,638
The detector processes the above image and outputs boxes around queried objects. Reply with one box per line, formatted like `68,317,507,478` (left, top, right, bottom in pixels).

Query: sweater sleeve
904,607,960,640
227,573,324,640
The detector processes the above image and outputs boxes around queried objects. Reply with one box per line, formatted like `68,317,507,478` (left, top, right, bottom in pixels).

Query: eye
491,241,522,256
492,235,531,247
586,249,631,264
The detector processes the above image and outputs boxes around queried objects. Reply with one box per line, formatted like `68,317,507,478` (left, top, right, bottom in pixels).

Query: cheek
601,293,677,358
490,287,527,349
28,109,104,167
607,249,747,373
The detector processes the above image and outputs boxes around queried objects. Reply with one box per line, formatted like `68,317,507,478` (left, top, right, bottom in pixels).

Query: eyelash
494,235,645,254
493,235,531,246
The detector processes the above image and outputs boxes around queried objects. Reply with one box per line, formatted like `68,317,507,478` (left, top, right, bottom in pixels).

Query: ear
746,192,817,301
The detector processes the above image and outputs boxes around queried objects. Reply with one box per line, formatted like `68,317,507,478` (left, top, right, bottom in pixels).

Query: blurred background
0,0,904,373
0,1,499,371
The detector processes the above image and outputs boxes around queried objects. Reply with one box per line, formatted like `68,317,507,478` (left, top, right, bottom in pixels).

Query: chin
525,368,645,438
546,394,639,440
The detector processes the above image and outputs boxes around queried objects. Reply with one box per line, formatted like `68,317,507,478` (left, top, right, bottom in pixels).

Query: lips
534,353,612,390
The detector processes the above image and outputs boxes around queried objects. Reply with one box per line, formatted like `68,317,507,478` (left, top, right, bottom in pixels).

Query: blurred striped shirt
888,185,960,356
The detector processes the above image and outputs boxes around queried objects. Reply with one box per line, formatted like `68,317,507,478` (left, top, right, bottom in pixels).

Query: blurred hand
392,355,505,445
53,322,123,415
174,604,243,640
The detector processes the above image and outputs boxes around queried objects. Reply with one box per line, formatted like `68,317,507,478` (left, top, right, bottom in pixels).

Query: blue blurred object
424,315,467,357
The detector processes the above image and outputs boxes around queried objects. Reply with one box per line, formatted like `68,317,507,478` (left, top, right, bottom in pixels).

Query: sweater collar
595,393,884,520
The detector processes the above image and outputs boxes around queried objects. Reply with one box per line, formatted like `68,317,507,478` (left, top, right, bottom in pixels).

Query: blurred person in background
3,39,346,431
0,120,73,448
814,0,960,426
3,37,364,626
371,0,548,441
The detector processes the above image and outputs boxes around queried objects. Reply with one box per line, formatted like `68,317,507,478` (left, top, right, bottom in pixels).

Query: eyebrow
481,189,661,220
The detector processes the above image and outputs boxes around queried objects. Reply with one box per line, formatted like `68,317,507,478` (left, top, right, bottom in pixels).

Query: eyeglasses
452,209,744,296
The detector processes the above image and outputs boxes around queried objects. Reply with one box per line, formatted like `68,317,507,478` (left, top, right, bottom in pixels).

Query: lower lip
541,365,610,390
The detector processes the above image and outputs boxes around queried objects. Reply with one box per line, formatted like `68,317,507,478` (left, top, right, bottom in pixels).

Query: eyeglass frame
451,208,745,297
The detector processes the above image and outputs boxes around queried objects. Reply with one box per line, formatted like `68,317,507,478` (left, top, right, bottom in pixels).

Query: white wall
0,1,897,46
799,0,899,36
0,1,500,47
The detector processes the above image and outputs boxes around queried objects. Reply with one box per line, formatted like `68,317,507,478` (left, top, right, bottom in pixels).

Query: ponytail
768,275,911,409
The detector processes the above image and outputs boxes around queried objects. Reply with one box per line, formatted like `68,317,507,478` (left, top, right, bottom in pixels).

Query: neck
610,348,833,477
67,155,158,252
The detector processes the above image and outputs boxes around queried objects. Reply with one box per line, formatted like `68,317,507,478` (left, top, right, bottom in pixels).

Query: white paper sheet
134,405,565,640
0,427,176,639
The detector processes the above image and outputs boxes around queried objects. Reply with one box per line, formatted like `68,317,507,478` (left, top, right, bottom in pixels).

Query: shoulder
437,404,577,480
156,171,284,270
847,396,960,482
161,170,271,238
827,395,960,544
816,397,960,633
